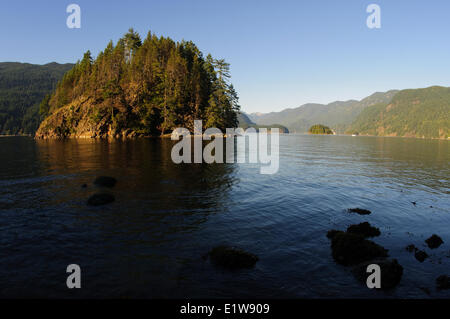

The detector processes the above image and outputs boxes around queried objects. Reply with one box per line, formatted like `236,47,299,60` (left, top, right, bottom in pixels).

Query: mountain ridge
348,86,449,139
248,90,399,133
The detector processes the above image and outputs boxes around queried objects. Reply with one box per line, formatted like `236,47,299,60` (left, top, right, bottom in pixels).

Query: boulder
330,232,388,266
208,246,258,269
425,234,444,249
346,222,381,238
414,250,428,263
94,176,117,188
347,208,372,215
352,259,403,290
87,193,115,206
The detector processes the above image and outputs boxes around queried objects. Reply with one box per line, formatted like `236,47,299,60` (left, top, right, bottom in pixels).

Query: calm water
0,135,449,298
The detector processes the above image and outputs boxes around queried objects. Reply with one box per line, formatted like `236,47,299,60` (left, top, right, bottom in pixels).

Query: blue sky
1,0,449,113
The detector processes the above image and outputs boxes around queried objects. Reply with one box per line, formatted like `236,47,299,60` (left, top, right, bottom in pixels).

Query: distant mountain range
247,90,399,134
0,62,74,134
245,87,449,139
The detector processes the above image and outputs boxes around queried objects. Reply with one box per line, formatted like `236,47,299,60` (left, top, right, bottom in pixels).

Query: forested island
308,124,333,135
35,29,240,138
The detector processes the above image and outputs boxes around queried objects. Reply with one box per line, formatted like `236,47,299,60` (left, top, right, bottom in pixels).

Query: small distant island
237,113,288,133
308,124,333,135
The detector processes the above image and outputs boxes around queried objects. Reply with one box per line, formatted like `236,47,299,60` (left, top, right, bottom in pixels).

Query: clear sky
1,0,449,113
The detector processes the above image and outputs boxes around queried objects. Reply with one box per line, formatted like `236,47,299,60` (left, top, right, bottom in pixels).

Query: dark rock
81,184,88,188
347,208,372,215
411,201,417,206
352,259,403,290
347,222,381,238
436,275,450,290
419,287,431,295
406,244,417,253
87,193,115,206
425,234,444,249
326,230,342,240
414,250,429,263
329,232,388,266
208,246,258,269
94,176,117,188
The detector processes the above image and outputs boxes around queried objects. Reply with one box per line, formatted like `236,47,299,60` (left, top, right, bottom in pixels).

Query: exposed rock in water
87,193,115,206
352,259,403,290
94,176,117,188
347,208,372,215
405,244,417,253
208,246,258,269
346,222,381,238
425,234,444,249
326,230,341,240
436,275,450,290
414,250,429,263
329,232,388,266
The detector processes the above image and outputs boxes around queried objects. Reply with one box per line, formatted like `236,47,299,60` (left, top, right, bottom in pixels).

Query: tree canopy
39,29,240,137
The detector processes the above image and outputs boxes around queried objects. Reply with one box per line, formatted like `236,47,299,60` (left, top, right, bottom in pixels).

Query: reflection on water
0,135,449,298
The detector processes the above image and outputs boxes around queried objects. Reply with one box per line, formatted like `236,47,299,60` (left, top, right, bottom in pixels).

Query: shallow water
0,135,449,298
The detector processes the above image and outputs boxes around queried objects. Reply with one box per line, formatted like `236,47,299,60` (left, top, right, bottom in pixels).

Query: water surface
0,135,449,298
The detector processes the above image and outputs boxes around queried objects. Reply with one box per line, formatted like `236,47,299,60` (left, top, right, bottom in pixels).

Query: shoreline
3,132,447,141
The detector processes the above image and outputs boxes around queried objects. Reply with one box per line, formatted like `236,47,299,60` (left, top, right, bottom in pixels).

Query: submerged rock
414,250,429,263
419,287,431,295
346,222,381,238
94,176,117,188
436,275,450,290
347,208,372,215
425,234,444,249
352,259,403,290
406,244,417,253
330,232,388,266
87,193,115,206
208,246,258,269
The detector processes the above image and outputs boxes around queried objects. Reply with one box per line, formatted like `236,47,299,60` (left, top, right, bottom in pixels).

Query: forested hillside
36,29,240,138
0,62,74,134
347,86,450,139
248,91,398,133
